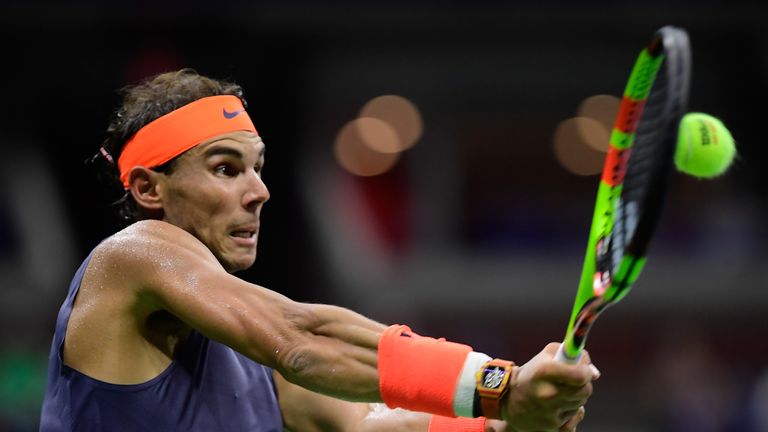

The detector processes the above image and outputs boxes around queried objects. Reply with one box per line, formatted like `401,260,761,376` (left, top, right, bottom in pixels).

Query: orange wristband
428,415,486,432
378,325,472,417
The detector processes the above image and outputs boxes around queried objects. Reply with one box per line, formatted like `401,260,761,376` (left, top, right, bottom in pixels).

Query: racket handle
554,342,582,365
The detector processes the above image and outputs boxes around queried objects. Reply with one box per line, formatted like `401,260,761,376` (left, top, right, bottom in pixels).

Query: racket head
559,26,691,362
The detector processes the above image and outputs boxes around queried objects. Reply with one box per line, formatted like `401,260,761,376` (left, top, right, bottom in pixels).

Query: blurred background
1,1,767,431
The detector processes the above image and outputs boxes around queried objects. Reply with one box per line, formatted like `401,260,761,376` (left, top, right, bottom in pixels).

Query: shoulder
100,220,199,250
91,220,224,292
97,220,217,264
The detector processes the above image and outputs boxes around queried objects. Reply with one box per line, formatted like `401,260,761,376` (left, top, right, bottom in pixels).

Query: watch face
483,367,506,389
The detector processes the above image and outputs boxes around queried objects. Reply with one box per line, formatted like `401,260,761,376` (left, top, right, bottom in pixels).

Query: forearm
359,410,502,432
258,298,591,432
152,261,385,401
133,221,565,420
357,405,431,431
306,303,388,347
273,302,387,402
275,370,495,432
325,407,503,432
215,285,595,430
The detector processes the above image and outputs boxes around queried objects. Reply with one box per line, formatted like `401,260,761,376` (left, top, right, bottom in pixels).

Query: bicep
118,224,309,370
119,223,384,400
151,258,308,370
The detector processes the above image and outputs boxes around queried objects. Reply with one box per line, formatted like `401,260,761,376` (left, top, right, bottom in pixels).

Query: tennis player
39,69,598,432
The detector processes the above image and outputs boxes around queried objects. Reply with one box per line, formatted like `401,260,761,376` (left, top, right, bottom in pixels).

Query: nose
242,171,270,211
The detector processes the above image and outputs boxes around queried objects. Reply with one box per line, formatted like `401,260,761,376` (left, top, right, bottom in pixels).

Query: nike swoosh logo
223,108,245,119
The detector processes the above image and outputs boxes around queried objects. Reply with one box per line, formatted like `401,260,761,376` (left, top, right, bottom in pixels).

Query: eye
214,163,238,177
254,159,265,177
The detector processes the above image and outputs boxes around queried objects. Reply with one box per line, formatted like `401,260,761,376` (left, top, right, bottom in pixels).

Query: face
158,131,269,273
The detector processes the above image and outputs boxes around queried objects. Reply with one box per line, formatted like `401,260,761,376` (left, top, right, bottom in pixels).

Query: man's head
99,69,269,272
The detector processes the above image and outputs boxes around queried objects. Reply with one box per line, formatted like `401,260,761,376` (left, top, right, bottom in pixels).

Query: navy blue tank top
39,251,284,431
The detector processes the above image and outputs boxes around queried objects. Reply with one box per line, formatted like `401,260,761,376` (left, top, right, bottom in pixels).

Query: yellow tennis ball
675,113,736,178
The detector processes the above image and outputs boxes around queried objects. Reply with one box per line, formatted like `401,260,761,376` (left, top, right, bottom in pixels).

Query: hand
501,343,599,432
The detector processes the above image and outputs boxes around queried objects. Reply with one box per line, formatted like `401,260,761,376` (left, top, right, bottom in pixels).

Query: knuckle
535,382,559,400
538,361,556,377
278,344,313,379
546,342,561,351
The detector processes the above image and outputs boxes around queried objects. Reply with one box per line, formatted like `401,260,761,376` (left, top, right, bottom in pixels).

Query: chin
223,254,257,274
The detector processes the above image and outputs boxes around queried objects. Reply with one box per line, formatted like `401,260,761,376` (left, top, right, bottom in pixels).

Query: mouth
229,227,258,247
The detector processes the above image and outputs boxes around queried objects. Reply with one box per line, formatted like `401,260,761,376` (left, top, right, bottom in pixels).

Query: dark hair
94,68,246,224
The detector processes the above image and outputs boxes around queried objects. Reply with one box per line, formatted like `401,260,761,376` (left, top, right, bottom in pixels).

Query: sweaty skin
63,131,596,431
65,132,384,398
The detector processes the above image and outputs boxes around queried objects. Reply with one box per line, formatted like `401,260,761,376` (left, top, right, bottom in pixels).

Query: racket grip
554,342,582,365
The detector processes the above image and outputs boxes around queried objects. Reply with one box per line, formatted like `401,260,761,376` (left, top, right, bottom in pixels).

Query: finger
543,342,562,355
588,364,601,380
547,395,588,413
558,407,586,432
538,362,594,387
552,381,593,402
530,379,592,406
558,409,579,423
578,351,601,380
530,388,588,413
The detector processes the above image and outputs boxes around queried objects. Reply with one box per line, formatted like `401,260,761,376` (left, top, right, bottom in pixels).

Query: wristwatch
475,359,515,420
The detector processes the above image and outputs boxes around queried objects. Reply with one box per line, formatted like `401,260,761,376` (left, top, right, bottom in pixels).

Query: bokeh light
578,94,620,130
552,117,606,176
359,95,423,152
334,94,423,176
576,94,620,152
334,118,401,176
574,115,610,154
354,117,403,154
553,94,621,175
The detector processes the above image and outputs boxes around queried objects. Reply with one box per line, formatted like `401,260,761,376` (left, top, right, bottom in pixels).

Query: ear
127,166,165,212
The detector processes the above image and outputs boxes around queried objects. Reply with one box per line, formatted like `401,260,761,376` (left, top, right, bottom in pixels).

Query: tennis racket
555,26,691,364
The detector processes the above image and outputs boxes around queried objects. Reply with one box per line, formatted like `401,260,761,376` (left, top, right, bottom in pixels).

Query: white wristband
453,351,492,417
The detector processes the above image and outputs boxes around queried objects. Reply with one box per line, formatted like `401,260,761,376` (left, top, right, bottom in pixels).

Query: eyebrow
202,142,265,160
203,146,243,159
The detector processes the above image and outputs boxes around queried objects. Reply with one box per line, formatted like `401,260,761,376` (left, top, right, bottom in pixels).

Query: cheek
165,184,230,228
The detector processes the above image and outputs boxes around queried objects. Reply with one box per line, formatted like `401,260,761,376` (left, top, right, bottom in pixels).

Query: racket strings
561,27,690,360
621,28,689,262
603,74,669,280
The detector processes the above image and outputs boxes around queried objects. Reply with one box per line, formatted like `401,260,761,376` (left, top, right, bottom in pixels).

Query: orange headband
118,95,257,188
